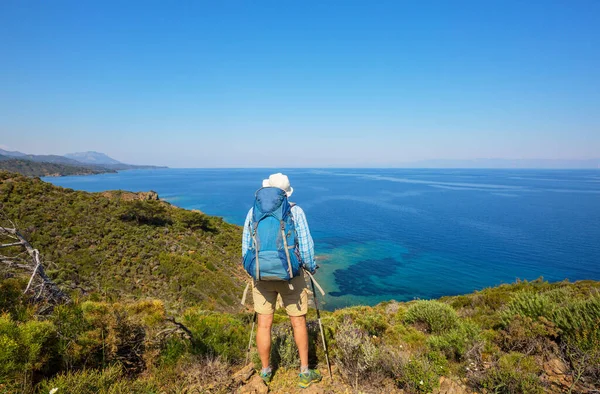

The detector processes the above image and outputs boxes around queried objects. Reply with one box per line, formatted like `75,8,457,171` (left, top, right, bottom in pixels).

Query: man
242,173,322,389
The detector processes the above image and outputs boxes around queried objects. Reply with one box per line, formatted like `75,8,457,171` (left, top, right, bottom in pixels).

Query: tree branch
0,223,70,307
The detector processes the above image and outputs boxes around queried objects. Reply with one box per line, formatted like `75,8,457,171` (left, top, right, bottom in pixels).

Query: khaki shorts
252,275,308,316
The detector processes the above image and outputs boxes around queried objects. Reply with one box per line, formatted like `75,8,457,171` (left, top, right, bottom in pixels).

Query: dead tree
0,215,70,307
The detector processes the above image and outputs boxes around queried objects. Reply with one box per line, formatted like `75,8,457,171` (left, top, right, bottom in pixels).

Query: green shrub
333,318,379,388
562,320,600,383
497,315,558,355
118,200,172,226
552,294,600,336
479,352,544,394
542,286,573,304
172,209,213,232
36,364,157,394
49,301,163,372
0,315,20,380
159,337,189,366
270,324,300,368
404,300,459,334
427,320,481,361
501,292,554,325
0,314,59,384
0,278,29,320
333,306,389,336
264,321,321,370
183,309,247,362
50,303,96,369
384,322,427,350
396,353,442,393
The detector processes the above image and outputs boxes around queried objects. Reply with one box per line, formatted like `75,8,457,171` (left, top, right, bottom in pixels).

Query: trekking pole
306,270,333,381
246,311,257,365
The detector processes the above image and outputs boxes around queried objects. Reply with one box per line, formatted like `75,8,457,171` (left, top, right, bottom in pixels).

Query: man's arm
241,208,253,257
291,205,316,273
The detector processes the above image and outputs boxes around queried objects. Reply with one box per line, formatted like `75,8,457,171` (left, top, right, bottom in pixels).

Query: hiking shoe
298,369,322,388
259,370,272,384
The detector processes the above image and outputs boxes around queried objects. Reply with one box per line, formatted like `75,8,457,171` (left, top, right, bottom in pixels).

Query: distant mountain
0,148,27,157
0,148,166,176
65,151,122,165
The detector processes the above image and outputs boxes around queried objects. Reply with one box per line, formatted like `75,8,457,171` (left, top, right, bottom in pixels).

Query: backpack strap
280,220,294,279
251,221,260,280
240,281,251,305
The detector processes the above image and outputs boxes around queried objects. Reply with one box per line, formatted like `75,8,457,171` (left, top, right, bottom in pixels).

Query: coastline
41,168,600,311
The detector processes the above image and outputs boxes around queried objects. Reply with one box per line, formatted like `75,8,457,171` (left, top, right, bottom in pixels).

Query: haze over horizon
1,1,599,167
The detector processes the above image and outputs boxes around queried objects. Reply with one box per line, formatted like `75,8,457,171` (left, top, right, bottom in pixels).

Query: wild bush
159,336,189,366
477,352,544,394
0,278,29,320
501,292,555,325
118,200,172,226
542,286,573,304
333,318,379,388
562,321,600,385
497,315,559,355
172,209,214,232
183,309,247,362
404,300,459,334
36,364,157,394
427,320,481,361
151,354,233,394
332,305,389,336
384,323,427,349
75,301,147,372
395,353,444,393
48,300,167,373
0,314,59,387
552,294,600,336
270,324,299,368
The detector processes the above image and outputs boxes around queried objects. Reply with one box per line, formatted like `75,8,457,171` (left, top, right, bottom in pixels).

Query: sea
44,168,600,310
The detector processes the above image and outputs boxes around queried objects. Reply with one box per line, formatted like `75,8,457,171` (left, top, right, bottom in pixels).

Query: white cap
262,173,294,197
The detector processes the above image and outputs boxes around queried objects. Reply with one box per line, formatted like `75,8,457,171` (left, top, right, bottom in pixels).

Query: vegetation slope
0,157,114,177
0,171,246,311
0,171,599,393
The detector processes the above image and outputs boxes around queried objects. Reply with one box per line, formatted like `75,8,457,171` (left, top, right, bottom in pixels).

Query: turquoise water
45,168,600,310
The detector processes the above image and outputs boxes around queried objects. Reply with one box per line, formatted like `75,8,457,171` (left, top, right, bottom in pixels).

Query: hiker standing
242,173,322,388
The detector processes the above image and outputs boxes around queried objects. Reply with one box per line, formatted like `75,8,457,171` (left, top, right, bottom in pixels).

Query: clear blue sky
1,0,599,167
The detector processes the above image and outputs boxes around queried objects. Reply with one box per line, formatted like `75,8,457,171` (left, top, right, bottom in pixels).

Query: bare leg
256,313,274,369
290,314,309,368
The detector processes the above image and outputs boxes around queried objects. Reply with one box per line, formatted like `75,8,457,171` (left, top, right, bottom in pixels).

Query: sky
1,0,599,167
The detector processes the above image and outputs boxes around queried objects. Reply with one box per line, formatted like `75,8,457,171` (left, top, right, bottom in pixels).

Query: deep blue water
44,168,600,310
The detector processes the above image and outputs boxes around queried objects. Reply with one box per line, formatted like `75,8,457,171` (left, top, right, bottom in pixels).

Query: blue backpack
243,187,302,281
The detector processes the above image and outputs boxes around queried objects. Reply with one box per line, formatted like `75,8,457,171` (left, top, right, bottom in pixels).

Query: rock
139,190,159,201
542,358,573,392
385,301,401,315
238,375,268,394
234,364,255,384
434,376,469,394
100,190,160,201
544,358,569,375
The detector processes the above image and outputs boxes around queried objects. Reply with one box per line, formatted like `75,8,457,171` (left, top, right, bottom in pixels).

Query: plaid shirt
242,205,316,272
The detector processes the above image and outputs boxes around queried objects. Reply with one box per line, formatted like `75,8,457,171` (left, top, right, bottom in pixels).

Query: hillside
0,170,598,393
0,149,166,176
0,156,115,177
65,151,167,170
0,171,246,311
65,151,122,165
